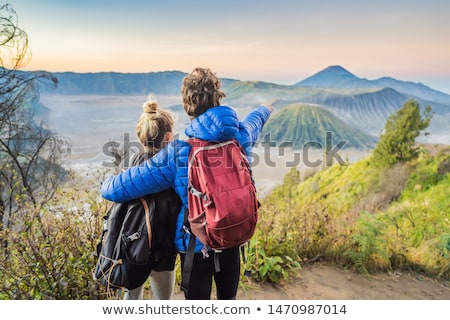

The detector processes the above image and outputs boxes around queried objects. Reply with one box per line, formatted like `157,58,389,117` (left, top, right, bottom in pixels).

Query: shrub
0,170,109,299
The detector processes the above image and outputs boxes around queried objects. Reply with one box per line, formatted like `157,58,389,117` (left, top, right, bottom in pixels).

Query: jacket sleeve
237,105,271,157
101,140,190,202
241,105,271,143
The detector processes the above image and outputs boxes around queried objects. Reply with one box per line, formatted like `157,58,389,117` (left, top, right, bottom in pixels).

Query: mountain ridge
296,65,373,89
32,66,450,144
296,65,450,105
37,70,239,96
36,66,450,102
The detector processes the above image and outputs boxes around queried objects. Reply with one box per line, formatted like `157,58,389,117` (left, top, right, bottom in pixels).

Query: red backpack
185,138,259,250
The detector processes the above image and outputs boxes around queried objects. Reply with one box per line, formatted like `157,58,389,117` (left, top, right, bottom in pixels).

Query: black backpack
93,196,151,291
94,154,181,292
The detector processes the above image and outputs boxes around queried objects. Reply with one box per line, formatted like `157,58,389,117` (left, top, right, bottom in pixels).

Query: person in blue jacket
101,67,272,299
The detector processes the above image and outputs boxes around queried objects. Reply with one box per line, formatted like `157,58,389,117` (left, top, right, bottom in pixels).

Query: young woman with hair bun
122,96,181,300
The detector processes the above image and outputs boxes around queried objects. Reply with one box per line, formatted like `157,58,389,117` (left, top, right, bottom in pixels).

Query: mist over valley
36,66,449,190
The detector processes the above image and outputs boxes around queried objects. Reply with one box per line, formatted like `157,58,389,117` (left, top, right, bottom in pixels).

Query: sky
7,0,450,94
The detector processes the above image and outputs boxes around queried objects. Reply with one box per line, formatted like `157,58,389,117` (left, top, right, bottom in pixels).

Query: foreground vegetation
2,95,449,299
246,100,448,284
2,142,448,299
249,144,449,283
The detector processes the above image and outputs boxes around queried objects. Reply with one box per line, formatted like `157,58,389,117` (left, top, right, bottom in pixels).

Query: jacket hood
184,106,239,141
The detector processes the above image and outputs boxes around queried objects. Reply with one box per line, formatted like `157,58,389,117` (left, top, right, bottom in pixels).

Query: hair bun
143,98,159,118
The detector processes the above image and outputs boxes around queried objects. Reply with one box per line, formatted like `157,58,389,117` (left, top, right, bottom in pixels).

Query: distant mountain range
296,65,450,105
222,66,450,142
37,65,450,105
37,71,238,95
35,65,450,146
297,87,445,136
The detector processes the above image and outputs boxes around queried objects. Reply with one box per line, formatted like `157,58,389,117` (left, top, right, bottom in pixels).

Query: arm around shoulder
100,140,190,202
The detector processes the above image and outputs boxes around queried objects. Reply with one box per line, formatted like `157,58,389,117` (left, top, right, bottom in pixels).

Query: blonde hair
181,67,226,118
136,97,174,152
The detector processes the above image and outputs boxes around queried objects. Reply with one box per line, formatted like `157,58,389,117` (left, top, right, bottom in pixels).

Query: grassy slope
260,104,378,149
256,145,450,279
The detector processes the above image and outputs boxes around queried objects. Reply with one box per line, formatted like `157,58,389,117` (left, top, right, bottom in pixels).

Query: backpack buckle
201,246,210,258
204,198,212,207
127,231,141,241
188,185,209,201
182,225,191,234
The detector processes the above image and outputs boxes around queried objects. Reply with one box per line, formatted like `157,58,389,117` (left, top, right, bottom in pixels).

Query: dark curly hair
181,67,226,118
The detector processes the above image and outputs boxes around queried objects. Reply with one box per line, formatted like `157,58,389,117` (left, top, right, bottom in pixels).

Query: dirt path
170,263,450,300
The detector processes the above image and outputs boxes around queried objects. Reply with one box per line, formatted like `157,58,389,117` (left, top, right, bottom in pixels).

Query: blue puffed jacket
100,105,271,253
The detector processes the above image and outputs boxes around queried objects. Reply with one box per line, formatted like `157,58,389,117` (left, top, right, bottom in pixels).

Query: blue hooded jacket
101,105,271,253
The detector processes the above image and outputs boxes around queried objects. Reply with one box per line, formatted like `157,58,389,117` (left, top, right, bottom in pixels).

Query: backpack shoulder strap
139,197,154,249
180,211,197,294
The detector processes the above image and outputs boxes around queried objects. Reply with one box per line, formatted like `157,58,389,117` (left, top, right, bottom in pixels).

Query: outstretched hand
263,103,274,113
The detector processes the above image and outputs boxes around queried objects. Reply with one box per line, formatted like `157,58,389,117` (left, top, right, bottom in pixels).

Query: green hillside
260,103,378,149
249,144,450,282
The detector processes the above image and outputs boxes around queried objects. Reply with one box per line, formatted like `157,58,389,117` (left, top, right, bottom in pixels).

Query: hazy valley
35,65,449,190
